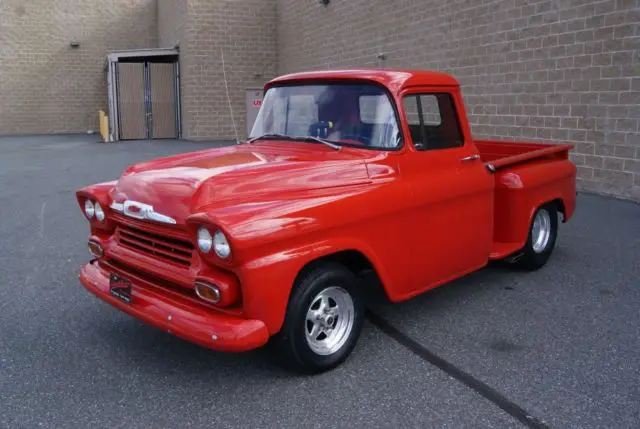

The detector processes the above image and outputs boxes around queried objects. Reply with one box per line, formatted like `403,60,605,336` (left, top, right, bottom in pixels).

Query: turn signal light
195,281,221,304
88,240,103,258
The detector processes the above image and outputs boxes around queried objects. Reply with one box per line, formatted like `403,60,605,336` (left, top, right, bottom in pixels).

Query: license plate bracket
109,272,132,303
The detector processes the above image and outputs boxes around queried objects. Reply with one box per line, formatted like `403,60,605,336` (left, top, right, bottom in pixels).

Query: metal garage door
149,63,177,139
116,63,147,140
116,61,178,140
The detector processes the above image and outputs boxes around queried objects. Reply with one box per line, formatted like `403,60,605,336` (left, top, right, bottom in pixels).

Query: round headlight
84,200,95,219
95,202,105,221
197,227,213,253
213,230,231,259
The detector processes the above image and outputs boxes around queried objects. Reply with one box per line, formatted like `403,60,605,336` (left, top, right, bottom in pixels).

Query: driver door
398,89,494,295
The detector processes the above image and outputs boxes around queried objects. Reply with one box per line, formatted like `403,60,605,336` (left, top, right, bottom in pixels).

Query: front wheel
273,262,364,374
509,202,559,271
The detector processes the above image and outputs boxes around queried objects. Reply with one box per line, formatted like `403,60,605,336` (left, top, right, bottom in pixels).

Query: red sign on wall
253,99,262,107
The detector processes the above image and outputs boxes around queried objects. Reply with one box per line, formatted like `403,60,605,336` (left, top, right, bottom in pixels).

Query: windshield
249,83,401,149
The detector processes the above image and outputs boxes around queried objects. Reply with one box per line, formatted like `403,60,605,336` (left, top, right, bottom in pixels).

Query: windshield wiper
246,133,292,143
247,133,341,150
296,136,341,150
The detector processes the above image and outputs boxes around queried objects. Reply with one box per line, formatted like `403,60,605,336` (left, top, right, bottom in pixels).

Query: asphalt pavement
0,135,638,428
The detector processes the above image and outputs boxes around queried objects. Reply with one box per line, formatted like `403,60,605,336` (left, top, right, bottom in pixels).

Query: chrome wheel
531,209,551,253
305,286,355,356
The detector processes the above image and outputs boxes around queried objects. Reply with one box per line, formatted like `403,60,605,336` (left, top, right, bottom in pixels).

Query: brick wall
277,0,640,201
172,0,278,141
157,0,187,49
2,0,638,200
157,0,187,140
0,0,157,135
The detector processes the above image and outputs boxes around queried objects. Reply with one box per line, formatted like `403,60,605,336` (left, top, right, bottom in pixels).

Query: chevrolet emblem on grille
110,200,177,225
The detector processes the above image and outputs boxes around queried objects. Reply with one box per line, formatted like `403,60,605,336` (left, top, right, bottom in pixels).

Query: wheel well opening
296,250,388,302
552,198,566,221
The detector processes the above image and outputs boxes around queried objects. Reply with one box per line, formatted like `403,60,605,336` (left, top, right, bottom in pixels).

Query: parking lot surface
1,135,638,428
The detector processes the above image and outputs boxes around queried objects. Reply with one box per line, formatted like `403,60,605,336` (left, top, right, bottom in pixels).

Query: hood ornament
110,200,177,225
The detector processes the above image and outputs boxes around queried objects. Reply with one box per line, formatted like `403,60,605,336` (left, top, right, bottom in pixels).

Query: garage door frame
106,48,180,141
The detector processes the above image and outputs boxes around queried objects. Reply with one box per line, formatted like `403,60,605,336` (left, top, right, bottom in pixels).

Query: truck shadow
94,317,293,377
95,314,386,380
360,258,523,311
94,248,569,379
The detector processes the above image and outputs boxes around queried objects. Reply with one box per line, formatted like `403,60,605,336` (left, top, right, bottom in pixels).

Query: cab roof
265,69,460,93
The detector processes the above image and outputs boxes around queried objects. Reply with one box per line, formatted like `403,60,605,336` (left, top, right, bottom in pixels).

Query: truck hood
110,141,373,224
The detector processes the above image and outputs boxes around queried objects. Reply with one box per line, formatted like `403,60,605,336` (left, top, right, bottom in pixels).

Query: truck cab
77,69,577,374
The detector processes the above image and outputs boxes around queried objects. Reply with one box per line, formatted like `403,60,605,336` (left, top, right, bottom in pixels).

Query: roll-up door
149,62,178,139
116,62,147,140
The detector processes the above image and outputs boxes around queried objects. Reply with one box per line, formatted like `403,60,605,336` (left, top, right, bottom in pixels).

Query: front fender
75,180,118,233
237,235,392,335
75,180,118,207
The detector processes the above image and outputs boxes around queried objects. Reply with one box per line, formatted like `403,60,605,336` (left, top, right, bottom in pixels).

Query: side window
402,93,463,151
403,96,421,126
419,95,442,126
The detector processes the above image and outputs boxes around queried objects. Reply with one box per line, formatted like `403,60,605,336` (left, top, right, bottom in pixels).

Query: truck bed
475,140,574,172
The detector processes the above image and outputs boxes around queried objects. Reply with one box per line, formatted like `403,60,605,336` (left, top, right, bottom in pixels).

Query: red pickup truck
77,69,576,373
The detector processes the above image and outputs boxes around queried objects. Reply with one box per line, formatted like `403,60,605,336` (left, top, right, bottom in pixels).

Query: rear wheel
273,262,364,374
509,202,558,271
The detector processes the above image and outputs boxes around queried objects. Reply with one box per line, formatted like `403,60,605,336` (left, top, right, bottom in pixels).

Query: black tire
273,262,364,374
509,202,558,271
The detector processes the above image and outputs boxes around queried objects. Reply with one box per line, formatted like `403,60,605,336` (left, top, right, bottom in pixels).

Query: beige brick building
0,0,157,134
1,0,639,201
157,0,277,141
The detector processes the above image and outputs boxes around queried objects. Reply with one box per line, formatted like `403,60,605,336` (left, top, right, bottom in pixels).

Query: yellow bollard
99,110,110,142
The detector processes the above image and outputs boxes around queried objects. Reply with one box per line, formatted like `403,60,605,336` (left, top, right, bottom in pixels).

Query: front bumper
79,259,270,352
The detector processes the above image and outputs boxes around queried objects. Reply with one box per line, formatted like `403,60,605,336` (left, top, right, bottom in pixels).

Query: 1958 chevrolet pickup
76,69,576,373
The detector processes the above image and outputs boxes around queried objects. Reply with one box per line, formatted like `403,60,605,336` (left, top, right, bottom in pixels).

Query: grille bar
118,224,193,252
116,223,194,268
119,229,192,258
119,235,191,265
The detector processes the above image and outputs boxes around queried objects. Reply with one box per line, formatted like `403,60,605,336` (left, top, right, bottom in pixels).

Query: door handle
459,154,480,162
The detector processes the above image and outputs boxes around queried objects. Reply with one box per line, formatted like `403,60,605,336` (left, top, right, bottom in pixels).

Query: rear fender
493,160,576,246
